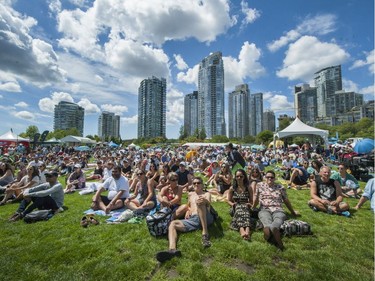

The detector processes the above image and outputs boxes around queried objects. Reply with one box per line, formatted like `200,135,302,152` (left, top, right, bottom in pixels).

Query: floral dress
230,188,251,230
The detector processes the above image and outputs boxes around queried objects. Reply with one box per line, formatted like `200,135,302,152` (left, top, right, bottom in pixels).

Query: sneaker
202,234,211,248
341,211,351,217
156,249,181,263
308,203,318,212
54,207,64,214
287,184,291,189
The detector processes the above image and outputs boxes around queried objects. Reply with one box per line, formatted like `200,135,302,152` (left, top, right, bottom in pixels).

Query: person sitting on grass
8,170,64,222
86,161,104,181
308,166,350,216
253,170,299,251
331,163,360,198
228,169,253,240
125,169,156,212
64,164,86,194
209,162,232,197
0,165,40,205
156,177,214,263
354,178,374,212
288,160,310,189
91,165,129,214
157,172,187,219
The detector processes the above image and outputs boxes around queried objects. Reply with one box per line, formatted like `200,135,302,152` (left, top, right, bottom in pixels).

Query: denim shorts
181,213,214,232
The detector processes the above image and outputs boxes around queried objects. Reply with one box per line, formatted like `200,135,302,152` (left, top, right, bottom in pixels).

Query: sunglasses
137,173,144,176
266,176,275,179
236,175,244,179
193,182,202,185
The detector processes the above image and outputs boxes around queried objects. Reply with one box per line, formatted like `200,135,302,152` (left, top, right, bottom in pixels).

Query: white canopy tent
59,135,96,145
0,131,30,142
273,118,329,148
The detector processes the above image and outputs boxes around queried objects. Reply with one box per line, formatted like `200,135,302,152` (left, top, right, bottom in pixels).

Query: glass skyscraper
228,84,250,138
249,93,263,136
314,65,342,118
54,101,84,136
184,91,198,136
138,76,166,139
198,52,226,138
98,111,120,139
294,84,317,125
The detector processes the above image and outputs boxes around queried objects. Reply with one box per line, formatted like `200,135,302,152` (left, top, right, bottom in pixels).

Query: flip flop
80,216,89,228
88,215,100,225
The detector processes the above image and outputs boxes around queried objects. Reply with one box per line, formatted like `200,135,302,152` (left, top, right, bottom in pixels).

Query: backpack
23,210,54,223
280,219,312,237
146,207,173,237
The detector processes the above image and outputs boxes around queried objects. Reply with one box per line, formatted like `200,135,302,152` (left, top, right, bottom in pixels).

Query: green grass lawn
0,176,373,281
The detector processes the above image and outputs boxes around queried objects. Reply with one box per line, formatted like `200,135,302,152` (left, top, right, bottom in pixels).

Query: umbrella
353,138,374,154
74,145,90,151
251,144,265,151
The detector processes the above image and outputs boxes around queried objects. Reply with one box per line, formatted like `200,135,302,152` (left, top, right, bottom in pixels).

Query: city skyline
0,1,373,139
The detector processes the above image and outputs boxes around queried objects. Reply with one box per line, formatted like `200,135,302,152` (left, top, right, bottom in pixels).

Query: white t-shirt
19,175,40,188
103,176,129,200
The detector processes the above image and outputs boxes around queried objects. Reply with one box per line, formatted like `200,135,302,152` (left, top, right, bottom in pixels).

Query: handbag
146,207,173,237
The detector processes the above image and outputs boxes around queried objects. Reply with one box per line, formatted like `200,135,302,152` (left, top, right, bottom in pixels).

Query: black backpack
23,210,54,223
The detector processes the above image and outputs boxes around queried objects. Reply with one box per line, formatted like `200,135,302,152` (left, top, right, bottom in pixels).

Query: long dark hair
233,169,249,191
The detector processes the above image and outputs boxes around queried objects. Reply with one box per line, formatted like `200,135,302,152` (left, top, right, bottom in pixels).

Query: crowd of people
0,140,373,263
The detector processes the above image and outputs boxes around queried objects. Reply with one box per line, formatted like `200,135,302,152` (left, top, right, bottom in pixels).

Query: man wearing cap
91,165,129,214
9,170,64,222
176,162,192,192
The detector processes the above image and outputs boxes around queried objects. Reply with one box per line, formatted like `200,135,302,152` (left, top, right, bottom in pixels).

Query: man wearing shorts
156,177,214,263
91,165,129,214
308,166,349,215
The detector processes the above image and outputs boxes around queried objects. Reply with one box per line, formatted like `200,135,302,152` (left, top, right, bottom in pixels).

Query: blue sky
0,0,373,140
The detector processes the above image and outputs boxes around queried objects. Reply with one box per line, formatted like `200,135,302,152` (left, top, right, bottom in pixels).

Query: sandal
80,216,89,228
88,215,99,225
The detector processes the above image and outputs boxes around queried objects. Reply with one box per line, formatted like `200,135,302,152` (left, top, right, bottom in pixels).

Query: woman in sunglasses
157,172,187,219
227,169,253,240
253,170,299,250
125,169,156,211
211,163,232,196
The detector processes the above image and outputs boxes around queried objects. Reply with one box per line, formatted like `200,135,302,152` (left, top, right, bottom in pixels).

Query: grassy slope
0,176,373,281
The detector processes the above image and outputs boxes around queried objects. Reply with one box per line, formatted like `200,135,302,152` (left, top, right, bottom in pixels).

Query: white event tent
273,118,329,148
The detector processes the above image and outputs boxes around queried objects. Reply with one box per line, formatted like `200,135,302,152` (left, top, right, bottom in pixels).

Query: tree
211,135,229,143
199,128,206,140
179,125,188,140
22,125,39,139
256,130,273,144
278,118,291,131
242,135,256,144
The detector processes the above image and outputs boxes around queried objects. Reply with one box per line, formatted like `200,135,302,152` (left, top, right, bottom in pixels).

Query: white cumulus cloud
38,92,74,113
101,104,128,116
263,93,294,112
77,98,100,114
240,0,260,27
276,36,349,81
13,110,35,120
15,102,28,108
174,54,188,71
121,115,138,124
268,14,337,52
350,49,374,74
0,81,21,92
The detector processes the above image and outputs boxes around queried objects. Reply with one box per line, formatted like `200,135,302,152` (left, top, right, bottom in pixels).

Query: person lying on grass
156,177,214,263
253,170,299,251
124,169,156,211
91,165,129,214
308,166,350,216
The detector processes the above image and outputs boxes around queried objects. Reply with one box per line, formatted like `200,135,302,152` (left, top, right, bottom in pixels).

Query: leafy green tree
179,125,188,140
278,118,291,131
21,125,39,139
211,135,229,143
242,135,256,144
199,128,206,140
256,130,273,144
